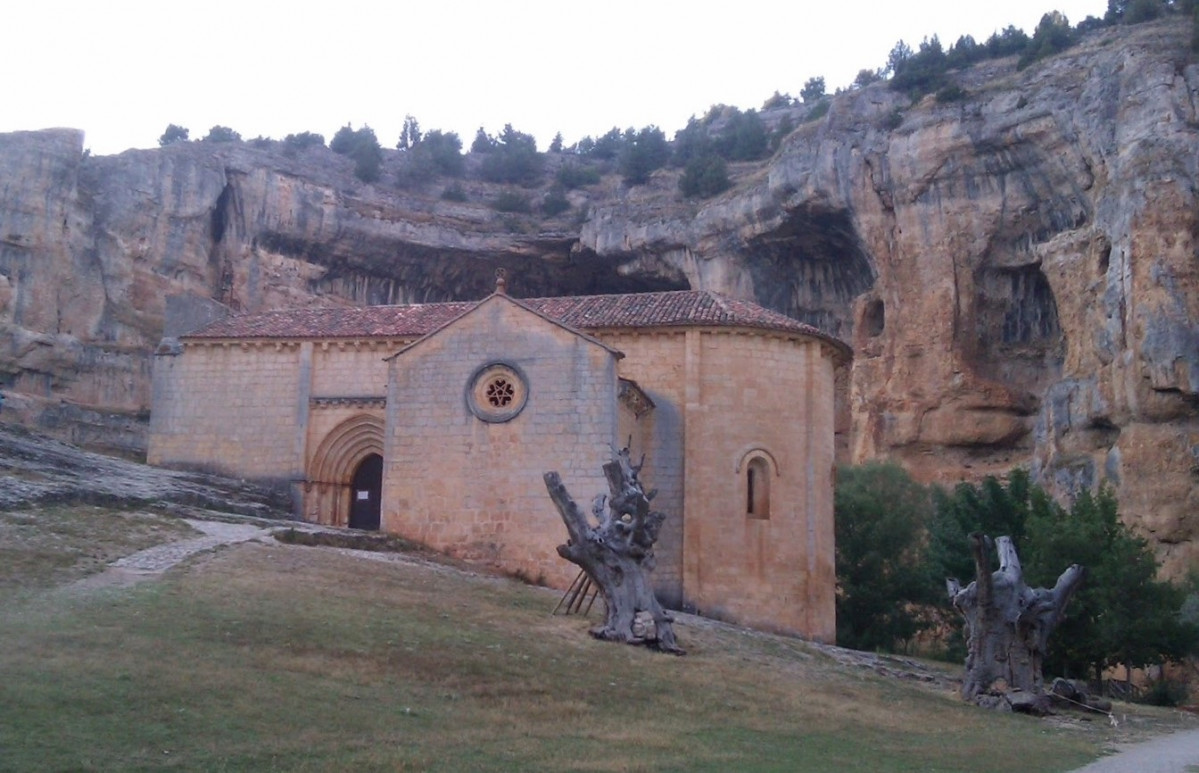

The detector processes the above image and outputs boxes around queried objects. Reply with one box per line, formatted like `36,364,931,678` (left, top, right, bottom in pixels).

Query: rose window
467,363,528,423
485,377,515,407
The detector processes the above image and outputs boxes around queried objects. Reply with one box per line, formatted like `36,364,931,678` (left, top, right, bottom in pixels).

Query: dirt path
1070,728,1199,772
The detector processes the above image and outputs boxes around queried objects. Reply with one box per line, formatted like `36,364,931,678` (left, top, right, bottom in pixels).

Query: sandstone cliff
0,21,1195,575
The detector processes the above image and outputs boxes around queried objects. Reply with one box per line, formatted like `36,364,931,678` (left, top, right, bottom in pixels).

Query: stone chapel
149,283,849,641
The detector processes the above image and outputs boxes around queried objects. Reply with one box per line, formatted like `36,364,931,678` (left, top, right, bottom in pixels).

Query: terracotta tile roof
185,302,476,339
183,290,850,354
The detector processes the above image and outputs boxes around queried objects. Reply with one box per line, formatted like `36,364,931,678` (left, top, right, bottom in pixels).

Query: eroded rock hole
974,264,1065,391
211,183,234,244
863,299,885,337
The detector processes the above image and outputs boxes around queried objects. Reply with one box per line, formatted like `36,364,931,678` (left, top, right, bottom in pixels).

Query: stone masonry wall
682,333,837,642
383,297,618,589
309,339,407,397
149,342,304,481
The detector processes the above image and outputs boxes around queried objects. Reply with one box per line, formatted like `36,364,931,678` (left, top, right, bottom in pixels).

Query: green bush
927,475,1199,682
158,124,189,146
202,125,241,143
853,69,881,88
555,164,601,189
678,154,729,199
478,125,543,185
762,91,792,109
800,76,826,103
330,124,383,183
671,117,712,167
1017,12,1079,69
834,463,935,652
491,190,532,213
619,125,670,185
585,127,625,161
283,131,325,152
935,84,967,103
985,26,1031,58
889,36,949,98
541,188,570,216
397,129,464,187
715,108,769,161
396,115,421,150
802,101,830,123
440,184,467,202
1138,679,1188,707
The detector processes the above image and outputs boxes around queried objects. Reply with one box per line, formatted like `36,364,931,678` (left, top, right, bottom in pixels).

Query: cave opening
744,204,876,338
973,264,1065,390
211,183,234,244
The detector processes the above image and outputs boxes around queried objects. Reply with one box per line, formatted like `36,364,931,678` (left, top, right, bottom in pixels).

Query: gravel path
1070,728,1199,772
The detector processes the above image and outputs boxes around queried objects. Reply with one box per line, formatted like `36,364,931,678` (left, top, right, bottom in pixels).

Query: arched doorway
306,414,385,528
348,453,383,530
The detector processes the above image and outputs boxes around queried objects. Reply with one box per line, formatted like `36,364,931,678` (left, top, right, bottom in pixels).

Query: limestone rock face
0,21,1195,575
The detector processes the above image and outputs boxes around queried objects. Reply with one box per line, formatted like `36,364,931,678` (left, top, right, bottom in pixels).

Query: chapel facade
149,286,849,641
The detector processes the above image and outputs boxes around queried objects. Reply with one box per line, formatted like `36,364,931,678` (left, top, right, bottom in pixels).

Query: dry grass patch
2,532,1177,772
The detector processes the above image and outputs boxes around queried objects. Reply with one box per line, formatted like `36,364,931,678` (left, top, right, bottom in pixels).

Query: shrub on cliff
478,125,543,186
541,187,571,216
800,76,826,103
555,164,601,189
716,109,769,162
678,154,729,199
762,91,793,109
490,190,532,213
330,124,383,183
396,115,422,150
889,36,950,98
397,129,464,187
202,126,242,143
618,126,670,185
670,117,712,168
158,124,189,146
283,132,325,152
1018,12,1079,69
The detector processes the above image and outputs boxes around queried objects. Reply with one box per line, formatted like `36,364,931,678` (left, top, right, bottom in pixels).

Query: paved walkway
1070,728,1199,772
67,519,269,591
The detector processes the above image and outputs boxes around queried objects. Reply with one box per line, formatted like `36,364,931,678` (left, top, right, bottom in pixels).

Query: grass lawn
0,509,1184,772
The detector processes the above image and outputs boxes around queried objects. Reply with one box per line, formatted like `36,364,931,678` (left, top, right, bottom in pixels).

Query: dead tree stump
543,448,683,654
947,534,1084,714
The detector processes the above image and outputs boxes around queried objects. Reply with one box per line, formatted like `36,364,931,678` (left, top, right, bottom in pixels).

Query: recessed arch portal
307,414,385,528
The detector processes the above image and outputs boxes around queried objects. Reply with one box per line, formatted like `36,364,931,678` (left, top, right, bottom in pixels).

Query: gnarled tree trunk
947,534,1084,714
543,448,683,654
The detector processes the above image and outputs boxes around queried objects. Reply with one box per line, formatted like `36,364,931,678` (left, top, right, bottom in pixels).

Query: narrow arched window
746,457,771,519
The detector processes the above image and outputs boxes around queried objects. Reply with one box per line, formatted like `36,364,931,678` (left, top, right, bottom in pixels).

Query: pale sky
4,0,1106,156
